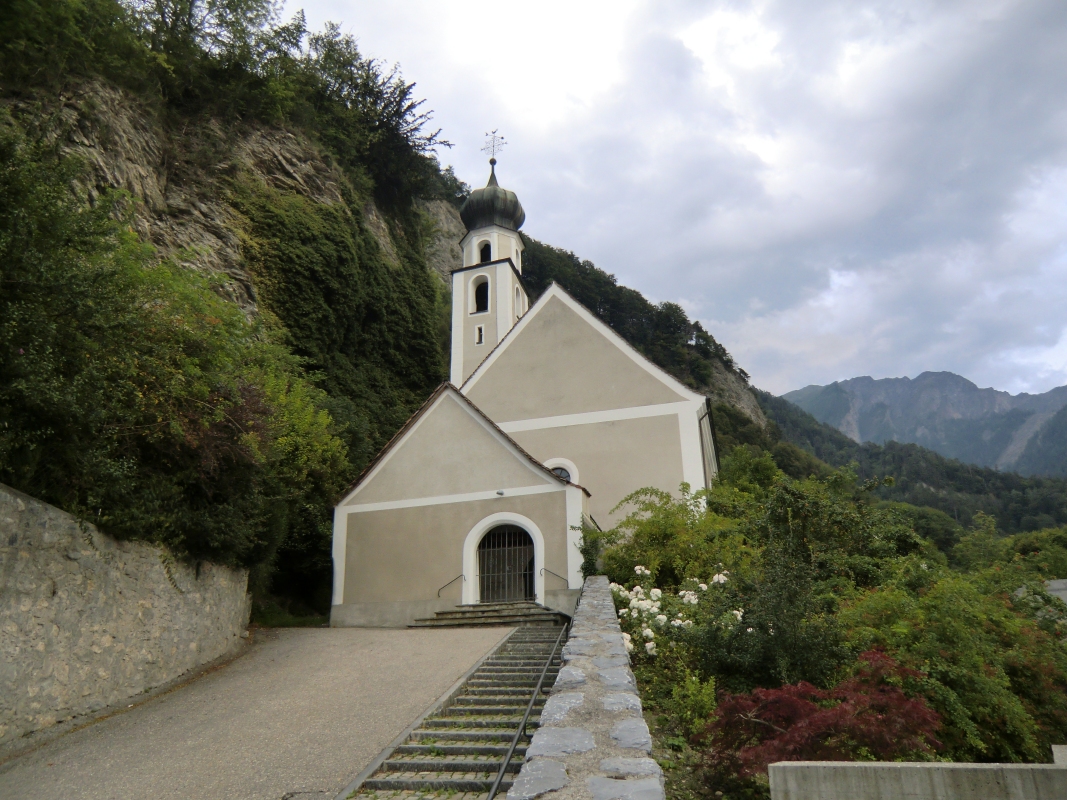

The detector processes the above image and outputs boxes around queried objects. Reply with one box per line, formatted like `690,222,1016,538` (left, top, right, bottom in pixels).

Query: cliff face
7,82,417,312
784,371,1067,476
704,360,766,426
8,80,765,436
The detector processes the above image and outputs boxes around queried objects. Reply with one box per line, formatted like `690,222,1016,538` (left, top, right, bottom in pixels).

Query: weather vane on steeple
481,129,506,164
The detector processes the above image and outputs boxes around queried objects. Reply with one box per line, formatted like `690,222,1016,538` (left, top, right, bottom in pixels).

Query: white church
330,159,718,627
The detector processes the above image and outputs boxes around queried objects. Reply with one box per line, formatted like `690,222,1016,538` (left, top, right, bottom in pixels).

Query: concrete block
602,693,642,712
553,666,587,690
600,757,662,777
768,761,1067,800
598,667,636,690
611,718,652,752
593,656,629,669
587,777,664,800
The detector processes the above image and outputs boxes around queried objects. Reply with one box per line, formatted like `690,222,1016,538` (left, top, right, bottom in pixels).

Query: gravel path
0,626,513,800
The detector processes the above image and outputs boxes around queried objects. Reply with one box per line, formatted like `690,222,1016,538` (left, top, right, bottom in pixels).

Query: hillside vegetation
1,0,460,613
598,454,1067,799
756,391,1067,536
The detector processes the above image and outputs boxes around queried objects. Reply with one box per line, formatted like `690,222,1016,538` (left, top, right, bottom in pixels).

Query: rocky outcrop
5,81,408,313
419,198,466,284
702,360,766,427
8,80,766,436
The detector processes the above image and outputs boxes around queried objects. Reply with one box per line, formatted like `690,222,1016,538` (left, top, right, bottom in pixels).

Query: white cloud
290,0,1067,396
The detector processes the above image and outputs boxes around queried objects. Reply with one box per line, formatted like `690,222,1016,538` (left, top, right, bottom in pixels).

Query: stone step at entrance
410,601,570,629
342,626,568,800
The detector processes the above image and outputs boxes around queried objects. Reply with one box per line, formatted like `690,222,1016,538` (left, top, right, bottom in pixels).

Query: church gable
463,286,698,423
341,386,559,507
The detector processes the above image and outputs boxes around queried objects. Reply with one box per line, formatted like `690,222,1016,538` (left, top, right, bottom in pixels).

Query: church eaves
335,382,590,507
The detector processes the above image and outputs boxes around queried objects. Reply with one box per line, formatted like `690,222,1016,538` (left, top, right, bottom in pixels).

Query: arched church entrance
478,525,535,603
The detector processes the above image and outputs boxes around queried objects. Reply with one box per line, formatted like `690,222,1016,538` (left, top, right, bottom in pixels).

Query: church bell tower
450,152,529,385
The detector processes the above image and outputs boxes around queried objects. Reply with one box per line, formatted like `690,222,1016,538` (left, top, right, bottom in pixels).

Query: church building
331,159,718,627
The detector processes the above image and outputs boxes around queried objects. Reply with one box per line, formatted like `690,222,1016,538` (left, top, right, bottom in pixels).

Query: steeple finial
481,130,506,186
481,129,507,159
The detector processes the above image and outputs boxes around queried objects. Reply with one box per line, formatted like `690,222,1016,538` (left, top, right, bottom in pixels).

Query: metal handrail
539,567,569,585
437,573,465,598
485,621,570,800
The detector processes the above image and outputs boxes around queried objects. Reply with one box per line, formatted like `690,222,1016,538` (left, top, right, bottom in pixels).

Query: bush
602,459,1067,792
699,651,941,791
0,123,348,571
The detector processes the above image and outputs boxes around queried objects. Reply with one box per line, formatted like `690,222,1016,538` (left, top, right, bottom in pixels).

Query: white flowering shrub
609,566,736,661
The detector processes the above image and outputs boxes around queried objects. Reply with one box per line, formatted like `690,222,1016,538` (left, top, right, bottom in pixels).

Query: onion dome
460,159,525,232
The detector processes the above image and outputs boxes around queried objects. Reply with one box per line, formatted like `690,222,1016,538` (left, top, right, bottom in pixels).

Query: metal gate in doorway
478,525,535,603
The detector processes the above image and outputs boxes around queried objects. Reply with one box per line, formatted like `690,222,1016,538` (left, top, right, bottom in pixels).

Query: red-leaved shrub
700,650,941,781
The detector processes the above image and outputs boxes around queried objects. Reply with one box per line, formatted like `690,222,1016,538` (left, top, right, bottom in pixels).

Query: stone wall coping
507,575,662,800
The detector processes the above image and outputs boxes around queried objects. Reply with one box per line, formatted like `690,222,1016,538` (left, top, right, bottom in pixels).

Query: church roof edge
334,382,589,507
459,281,706,404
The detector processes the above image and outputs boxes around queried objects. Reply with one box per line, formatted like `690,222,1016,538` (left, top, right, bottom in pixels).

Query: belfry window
473,279,489,313
479,242,492,263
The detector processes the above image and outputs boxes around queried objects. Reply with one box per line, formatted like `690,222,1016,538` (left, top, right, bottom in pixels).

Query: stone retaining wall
508,575,663,800
0,483,251,746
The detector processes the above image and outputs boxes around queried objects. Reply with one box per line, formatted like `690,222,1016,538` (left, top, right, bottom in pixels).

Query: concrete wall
768,761,1067,800
0,483,250,747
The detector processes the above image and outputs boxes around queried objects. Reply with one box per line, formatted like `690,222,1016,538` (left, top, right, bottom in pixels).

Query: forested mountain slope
755,391,1067,536
785,372,1067,477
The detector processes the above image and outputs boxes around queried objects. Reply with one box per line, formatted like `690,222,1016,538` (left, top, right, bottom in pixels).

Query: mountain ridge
783,371,1067,476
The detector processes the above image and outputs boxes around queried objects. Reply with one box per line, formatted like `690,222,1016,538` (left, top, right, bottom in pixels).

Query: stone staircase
410,601,570,629
343,626,566,800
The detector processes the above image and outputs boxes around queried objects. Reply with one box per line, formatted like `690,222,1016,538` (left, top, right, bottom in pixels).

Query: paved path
0,626,513,800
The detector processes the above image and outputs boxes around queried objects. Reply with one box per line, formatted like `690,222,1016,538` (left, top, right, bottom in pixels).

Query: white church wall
509,414,687,528
463,293,691,421
332,490,571,627
341,391,554,507
450,258,528,384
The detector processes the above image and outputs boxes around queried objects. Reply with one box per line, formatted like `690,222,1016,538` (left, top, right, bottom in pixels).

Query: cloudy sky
291,0,1067,396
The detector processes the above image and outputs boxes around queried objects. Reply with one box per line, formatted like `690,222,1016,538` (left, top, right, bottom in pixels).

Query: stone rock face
0,483,250,747
508,576,664,800
703,357,767,427
419,198,467,284
2,81,412,317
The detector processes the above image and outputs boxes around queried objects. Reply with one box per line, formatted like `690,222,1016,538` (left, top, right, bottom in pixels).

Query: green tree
0,123,347,573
